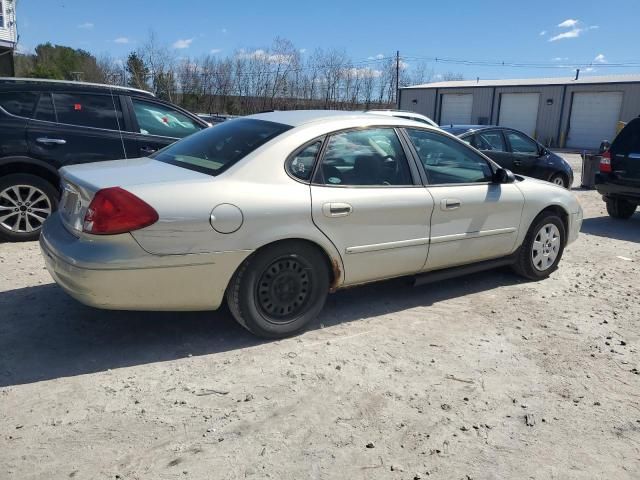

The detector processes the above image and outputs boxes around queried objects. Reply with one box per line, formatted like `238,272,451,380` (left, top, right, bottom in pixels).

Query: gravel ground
1,154,639,479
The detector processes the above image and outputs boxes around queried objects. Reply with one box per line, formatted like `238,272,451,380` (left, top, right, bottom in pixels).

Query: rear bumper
595,174,640,202
39,213,252,311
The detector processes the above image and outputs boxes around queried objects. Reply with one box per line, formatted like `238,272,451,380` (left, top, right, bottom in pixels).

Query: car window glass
288,141,322,181
153,118,291,176
406,128,494,184
317,128,412,186
0,92,38,118
611,119,640,154
52,93,123,130
476,131,506,152
132,99,202,138
506,131,538,155
34,93,56,122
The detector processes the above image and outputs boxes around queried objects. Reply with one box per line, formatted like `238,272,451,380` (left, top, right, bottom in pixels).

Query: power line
402,55,640,69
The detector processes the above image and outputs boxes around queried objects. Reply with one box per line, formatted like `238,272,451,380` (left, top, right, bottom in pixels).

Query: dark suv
0,78,208,241
596,117,640,219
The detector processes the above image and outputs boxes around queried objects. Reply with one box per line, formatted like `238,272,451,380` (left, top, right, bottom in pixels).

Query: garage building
399,75,640,150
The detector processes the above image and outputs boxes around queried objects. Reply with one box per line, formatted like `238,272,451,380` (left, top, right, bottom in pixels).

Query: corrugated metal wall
400,81,640,148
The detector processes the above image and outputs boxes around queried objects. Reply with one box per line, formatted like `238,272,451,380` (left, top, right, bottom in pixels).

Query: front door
127,97,205,156
403,128,524,271
467,129,514,171
503,129,542,177
27,92,127,167
310,127,433,285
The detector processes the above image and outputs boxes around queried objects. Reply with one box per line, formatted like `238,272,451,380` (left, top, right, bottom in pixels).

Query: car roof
0,77,155,97
247,109,423,127
440,124,499,136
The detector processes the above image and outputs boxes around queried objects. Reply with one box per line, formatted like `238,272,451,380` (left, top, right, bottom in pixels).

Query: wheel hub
257,257,311,323
531,223,561,271
0,184,52,234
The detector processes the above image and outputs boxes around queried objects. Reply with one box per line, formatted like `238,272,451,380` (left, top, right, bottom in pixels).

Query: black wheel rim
256,256,313,324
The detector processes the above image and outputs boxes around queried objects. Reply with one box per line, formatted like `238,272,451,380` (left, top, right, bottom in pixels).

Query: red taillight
600,151,612,173
83,187,158,235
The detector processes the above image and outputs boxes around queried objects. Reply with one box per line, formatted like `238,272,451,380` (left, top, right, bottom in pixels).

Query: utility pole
395,50,400,108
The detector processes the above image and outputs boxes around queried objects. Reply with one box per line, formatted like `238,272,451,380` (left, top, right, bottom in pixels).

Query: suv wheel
513,212,566,280
549,173,569,189
226,241,330,338
0,174,59,242
605,197,636,219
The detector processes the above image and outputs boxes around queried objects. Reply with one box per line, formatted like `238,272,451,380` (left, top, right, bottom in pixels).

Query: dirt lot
1,154,639,479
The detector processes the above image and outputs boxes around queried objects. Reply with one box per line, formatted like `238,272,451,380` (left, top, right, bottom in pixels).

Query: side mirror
538,146,548,157
494,168,516,184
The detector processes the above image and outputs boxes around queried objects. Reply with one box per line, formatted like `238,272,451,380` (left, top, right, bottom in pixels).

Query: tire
605,197,636,220
512,212,566,280
549,173,569,189
226,241,330,338
0,174,59,242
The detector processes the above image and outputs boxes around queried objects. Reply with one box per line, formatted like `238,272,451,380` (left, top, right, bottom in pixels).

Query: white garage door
440,94,472,125
498,93,540,137
566,92,623,149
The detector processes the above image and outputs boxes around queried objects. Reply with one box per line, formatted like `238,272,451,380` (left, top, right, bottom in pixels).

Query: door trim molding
430,227,516,245
345,237,430,254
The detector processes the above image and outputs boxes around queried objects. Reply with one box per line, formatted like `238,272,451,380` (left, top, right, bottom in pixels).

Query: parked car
40,111,582,338
595,117,640,219
367,109,439,127
440,125,573,189
0,78,209,242
196,113,238,126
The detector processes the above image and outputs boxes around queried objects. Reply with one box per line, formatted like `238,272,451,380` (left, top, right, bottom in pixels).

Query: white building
0,0,17,76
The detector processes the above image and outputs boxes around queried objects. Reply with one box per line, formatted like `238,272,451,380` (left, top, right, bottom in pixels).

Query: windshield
152,118,292,176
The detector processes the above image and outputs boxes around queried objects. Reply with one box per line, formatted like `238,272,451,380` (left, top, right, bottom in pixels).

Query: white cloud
172,38,194,49
237,49,293,64
343,67,382,78
299,48,307,54
558,19,579,28
549,28,583,42
210,48,222,54
539,30,547,36
584,67,596,72
221,28,228,34
114,37,130,44
552,57,568,61
78,22,94,29
368,53,385,60
594,53,607,63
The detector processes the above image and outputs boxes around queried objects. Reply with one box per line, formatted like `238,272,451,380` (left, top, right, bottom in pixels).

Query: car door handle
140,146,157,155
441,199,461,210
629,153,640,159
513,160,522,166
36,137,66,145
323,202,352,217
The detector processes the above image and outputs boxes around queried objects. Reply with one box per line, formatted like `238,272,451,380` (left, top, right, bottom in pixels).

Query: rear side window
287,141,322,181
52,93,123,130
153,118,292,176
611,118,640,154
0,92,38,118
34,93,56,122
132,98,202,138
470,131,507,152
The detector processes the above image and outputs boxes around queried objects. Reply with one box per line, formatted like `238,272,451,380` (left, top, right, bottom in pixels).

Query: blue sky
16,0,639,81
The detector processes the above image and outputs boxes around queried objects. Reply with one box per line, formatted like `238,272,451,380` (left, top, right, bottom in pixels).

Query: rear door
126,97,206,156
610,118,640,186
26,91,127,167
310,127,433,285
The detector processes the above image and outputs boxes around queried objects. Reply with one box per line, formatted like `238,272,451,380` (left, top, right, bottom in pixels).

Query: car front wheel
605,197,636,219
0,174,58,242
513,213,566,280
226,241,330,338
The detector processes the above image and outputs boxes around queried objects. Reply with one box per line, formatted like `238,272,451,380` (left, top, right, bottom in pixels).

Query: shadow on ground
0,268,523,387
580,214,640,243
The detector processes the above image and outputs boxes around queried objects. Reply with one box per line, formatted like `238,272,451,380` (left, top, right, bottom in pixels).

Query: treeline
15,35,462,115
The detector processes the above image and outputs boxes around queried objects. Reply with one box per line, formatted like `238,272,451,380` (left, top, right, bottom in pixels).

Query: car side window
506,131,538,155
52,93,124,130
34,93,56,123
287,141,322,181
474,131,506,152
0,92,38,118
406,129,494,184
132,98,202,139
316,128,413,186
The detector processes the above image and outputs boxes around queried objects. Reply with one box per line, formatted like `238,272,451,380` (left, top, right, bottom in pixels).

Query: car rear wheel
226,241,330,338
605,197,636,219
512,213,566,280
549,173,569,189
0,174,58,242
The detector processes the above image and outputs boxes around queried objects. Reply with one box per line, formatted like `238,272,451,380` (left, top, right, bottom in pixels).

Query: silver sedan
40,111,583,338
